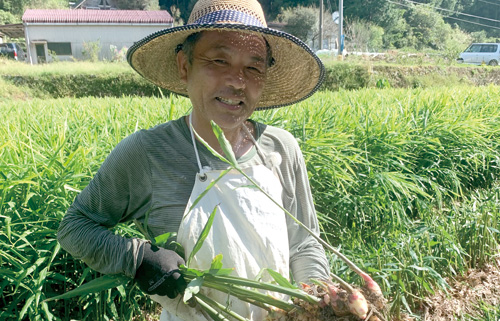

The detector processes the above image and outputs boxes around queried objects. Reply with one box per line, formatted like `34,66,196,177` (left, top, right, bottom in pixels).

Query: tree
115,0,159,10
343,0,411,48
278,6,317,45
344,18,384,52
378,7,410,48
169,5,183,26
344,0,391,23
404,4,453,50
0,9,19,24
28,0,68,9
451,0,500,38
260,0,318,21
0,0,29,16
0,0,66,19
276,5,340,50
442,25,471,61
159,0,196,23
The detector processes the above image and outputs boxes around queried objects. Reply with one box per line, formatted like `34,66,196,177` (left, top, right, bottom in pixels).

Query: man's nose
225,67,246,90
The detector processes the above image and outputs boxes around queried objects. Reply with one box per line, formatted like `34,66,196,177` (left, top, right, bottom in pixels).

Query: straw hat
127,0,325,110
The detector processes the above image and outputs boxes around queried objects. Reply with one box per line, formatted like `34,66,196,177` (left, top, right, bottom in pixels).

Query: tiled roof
22,9,173,24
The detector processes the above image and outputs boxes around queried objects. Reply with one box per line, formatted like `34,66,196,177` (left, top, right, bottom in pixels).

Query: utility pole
338,0,344,58
319,0,323,50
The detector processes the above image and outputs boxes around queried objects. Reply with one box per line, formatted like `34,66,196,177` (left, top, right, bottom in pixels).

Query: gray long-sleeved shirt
57,116,329,284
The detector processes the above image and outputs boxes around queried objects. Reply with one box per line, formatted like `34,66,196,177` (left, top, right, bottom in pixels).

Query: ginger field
1,85,500,320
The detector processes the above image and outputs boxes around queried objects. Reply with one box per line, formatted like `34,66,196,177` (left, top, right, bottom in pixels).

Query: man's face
177,30,268,132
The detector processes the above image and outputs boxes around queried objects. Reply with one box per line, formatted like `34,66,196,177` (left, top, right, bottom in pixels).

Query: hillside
0,59,499,100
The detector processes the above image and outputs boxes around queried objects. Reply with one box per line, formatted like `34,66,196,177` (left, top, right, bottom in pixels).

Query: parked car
457,43,499,66
0,43,26,61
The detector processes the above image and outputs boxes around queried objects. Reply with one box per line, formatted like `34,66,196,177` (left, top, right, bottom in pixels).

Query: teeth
217,97,241,106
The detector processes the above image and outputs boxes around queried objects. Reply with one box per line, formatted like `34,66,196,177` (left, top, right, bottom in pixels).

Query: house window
47,42,72,55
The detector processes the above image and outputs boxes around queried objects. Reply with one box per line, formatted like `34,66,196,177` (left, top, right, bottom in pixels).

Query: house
22,9,173,64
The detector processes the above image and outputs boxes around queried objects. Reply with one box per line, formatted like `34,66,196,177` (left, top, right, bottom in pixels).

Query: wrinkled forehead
195,30,268,58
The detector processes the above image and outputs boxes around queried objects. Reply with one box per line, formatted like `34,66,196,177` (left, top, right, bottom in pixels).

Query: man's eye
248,66,264,74
213,59,227,65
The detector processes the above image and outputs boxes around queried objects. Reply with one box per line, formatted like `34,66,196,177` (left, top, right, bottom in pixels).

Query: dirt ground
399,257,500,321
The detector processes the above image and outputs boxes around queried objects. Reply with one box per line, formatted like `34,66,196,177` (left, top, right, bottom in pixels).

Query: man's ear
176,50,189,84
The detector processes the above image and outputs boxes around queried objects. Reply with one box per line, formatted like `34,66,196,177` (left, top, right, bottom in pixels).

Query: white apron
151,116,289,320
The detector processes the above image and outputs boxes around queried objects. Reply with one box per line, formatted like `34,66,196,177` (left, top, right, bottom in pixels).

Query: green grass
1,86,500,320
0,95,189,320
0,59,159,102
257,86,500,317
0,58,133,76
462,301,500,320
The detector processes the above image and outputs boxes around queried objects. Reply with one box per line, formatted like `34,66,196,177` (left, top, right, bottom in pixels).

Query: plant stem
197,273,321,304
330,273,355,293
196,292,250,321
194,296,230,321
196,278,296,311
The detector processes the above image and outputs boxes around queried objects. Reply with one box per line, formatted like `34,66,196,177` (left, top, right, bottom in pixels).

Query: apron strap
189,114,204,173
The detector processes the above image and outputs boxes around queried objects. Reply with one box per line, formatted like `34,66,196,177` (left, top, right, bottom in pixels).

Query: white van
457,43,499,66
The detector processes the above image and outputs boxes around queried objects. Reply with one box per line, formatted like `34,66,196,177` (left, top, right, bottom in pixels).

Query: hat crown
188,0,267,27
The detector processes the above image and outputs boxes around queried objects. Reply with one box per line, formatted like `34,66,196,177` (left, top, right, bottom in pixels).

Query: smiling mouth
216,97,243,106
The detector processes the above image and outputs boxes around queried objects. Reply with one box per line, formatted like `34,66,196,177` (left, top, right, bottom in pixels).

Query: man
57,0,330,320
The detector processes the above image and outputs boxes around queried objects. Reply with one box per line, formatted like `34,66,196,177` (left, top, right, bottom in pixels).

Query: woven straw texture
128,0,324,109
188,0,267,26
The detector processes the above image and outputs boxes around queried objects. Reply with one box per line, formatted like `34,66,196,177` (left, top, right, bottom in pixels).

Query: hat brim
127,24,324,110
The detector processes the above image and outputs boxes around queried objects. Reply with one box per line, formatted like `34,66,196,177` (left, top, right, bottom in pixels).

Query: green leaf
191,126,230,165
182,267,205,277
166,241,186,260
0,268,17,277
5,216,11,241
210,120,239,168
48,242,61,265
209,254,234,276
19,295,34,320
265,268,297,289
209,254,223,270
183,276,204,302
143,208,154,242
187,206,218,266
41,301,54,321
209,268,234,276
116,285,126,297
43,274,130,302
133,219,149,241
154,232,174,248
488,226,500,233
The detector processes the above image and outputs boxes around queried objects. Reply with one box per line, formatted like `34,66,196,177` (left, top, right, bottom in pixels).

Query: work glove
135,242,187,299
